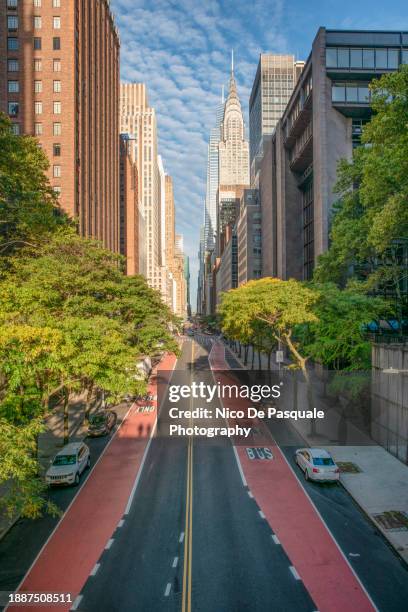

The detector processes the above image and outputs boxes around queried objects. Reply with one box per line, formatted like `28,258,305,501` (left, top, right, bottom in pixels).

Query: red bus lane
9,353,177,612
209,341,376,612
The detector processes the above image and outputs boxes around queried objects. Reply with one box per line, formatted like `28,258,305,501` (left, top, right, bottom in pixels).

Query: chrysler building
218,54,250,186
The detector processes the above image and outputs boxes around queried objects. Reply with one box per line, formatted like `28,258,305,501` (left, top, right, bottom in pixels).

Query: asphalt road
2,336,408,611
0,405,130,608
77,339,315,611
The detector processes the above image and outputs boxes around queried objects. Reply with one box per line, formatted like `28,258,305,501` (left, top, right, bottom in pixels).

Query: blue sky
111,0,408,307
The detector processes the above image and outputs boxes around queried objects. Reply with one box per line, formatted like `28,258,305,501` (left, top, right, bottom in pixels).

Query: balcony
284,90,312,147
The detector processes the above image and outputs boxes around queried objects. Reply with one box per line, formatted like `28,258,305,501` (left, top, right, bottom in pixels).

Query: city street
1,338,408,612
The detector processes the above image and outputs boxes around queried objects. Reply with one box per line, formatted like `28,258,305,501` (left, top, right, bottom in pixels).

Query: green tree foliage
314,66,408,297
218,278,319,377
0,114,178,517
298,283,387,370
0,114,65,260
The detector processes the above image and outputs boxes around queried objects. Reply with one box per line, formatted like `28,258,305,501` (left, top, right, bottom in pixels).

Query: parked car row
45,410,118,487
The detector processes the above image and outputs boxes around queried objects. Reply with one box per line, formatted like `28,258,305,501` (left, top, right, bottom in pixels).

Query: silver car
45,442,90,486
295,447,340,483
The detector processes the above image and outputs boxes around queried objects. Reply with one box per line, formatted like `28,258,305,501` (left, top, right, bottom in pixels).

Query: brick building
0,0,120,251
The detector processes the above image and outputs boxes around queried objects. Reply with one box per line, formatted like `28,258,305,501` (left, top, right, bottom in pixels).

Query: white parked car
45,442,90,487
295,448,340,483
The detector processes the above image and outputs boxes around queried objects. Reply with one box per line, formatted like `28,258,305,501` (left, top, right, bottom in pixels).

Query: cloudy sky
111,0,408,307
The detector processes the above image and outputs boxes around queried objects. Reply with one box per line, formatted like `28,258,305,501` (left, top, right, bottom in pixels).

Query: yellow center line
182,339,194,612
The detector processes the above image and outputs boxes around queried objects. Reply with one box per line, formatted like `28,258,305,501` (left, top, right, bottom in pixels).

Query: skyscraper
0,0,120,251
218,55,250,187
249,54,304,183
204,97,224,251
120,83,160,290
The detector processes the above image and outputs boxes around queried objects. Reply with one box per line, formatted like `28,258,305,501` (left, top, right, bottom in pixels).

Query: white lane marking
278,448,379,612
5,404,135,612
259,510,266,519
71,595,83,610
179,532,185,543
164,583,172,597
247,490,254,498
117,519,125,528
290,566,301,580
272,534,281,545
124,356,178,516
90,563,100,576
232,445,247,487
172,556,179,568
124,421,156,515
105,538,114,550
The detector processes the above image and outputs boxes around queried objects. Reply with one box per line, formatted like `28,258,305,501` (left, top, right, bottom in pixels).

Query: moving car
87,411,117,437
45,442,90,486
295,448,340,483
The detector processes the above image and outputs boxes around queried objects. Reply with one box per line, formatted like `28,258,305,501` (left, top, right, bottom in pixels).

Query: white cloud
111,0,288,307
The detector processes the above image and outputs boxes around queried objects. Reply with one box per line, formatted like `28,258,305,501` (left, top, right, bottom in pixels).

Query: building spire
221,84,225,104
231,49,234,75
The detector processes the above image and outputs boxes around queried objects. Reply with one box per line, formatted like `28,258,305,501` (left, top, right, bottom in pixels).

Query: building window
34,59,42,72
34,122,43,136
7,38,19,51
33,0,42,6
8,102,19,116
7,16,18,31
33,37,42,50
53,165,61,178
34,101,43,115
34,16,42,29
53,0,61,6
53,37,61,50
11,123,20,135
53,122,61,135
8,59,19,72
53,80,61,93
53,186,61,196
7,0,18,8
53,101,61,114
53,17,61,29
53,59,61,72
362,48,375,69
8,80,19,93
53,143,61,156
34,80,42,93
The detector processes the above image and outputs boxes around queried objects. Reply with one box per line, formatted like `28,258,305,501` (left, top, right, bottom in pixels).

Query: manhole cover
336,461,361,474
373,511,408,531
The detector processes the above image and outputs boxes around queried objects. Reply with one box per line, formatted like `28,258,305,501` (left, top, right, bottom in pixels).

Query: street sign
276,350,284,363
246,447,273,460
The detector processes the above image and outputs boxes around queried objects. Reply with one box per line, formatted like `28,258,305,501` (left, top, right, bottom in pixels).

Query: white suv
45,442,90,486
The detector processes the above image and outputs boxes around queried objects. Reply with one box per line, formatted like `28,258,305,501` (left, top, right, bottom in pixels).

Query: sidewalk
226,342,408,564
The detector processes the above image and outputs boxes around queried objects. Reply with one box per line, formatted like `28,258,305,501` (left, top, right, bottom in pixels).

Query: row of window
7,15,61,30
8,58,62,72
332,83,371,104
326,47,408,70
7,0,61,7
7,37,61,50
7,79,61,92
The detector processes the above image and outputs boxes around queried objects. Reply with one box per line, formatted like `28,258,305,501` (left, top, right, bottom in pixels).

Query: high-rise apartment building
119,133,142,276
260,28,408,281
0,0,120,251
120,83,160,289
164,174,186,317
249,54,304,183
